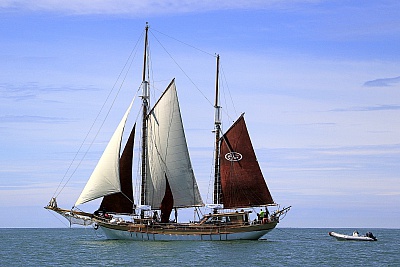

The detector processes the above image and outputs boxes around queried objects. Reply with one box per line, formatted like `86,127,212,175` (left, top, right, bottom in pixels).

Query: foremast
140,23,149,218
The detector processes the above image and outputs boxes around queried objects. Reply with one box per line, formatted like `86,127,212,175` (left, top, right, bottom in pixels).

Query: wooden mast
213,54,222,205
140,23,149,217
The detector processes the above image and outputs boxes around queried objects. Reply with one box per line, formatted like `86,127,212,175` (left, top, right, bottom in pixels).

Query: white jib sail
146,80,203,208
75,99,135,206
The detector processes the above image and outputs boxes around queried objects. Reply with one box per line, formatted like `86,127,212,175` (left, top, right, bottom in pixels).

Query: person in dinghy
353,230,377,240
365,231,377,241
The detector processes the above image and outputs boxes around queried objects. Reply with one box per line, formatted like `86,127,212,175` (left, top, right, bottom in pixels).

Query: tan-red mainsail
220,114,274,209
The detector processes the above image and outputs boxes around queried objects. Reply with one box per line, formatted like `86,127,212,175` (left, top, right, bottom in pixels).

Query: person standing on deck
259,209,265,222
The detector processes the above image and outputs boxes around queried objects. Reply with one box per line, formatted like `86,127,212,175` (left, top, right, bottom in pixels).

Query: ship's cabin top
199,210,251,225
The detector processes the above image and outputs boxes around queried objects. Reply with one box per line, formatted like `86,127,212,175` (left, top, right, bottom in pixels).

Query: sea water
0,228,398,266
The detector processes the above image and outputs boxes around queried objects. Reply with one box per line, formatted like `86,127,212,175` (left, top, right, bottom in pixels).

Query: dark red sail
160,174,174,223
219,115,274,209
99,124,135,214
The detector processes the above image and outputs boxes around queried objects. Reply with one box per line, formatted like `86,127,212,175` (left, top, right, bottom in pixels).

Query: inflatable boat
329,231,377,241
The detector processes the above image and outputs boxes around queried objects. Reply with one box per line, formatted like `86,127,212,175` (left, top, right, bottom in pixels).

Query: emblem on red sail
225,152,242,161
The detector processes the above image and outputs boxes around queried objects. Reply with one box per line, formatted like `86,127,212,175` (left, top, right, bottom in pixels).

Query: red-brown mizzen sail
99,124,135,214
219,115,274,209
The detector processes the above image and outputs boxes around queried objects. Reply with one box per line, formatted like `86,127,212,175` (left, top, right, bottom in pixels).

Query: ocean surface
1,228,398,266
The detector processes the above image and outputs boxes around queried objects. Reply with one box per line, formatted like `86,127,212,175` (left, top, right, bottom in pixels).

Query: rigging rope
46,208,70,228
151,27,215,57
149,29,215,108
219,65,238,122
53,30,144,199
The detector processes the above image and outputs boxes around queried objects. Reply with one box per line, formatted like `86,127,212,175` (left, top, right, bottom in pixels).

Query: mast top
142,23,149,84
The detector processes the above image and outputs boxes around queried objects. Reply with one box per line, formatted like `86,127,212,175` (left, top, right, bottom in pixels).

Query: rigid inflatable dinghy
329,231,377,241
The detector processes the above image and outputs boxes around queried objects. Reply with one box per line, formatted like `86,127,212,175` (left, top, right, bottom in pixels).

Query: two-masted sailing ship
46,24,290,241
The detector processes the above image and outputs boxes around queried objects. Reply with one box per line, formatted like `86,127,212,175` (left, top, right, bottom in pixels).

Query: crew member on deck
259,209,265,221
153,211,159,222
262,208,270,224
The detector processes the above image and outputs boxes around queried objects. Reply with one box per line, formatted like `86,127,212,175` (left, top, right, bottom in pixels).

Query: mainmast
213,54,222,205
140,23,149,216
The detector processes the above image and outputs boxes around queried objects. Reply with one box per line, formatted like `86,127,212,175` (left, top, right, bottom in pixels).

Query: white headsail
145,80,203,208
75,99,135,206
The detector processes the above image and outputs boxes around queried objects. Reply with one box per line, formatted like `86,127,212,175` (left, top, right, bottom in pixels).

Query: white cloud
363,76,400,87
0,115,70,123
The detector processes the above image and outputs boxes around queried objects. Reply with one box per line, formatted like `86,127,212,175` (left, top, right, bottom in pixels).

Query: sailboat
45,24,290,241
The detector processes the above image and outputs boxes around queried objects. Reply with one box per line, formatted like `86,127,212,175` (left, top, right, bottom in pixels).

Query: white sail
75,99,134,206
145,80,203,208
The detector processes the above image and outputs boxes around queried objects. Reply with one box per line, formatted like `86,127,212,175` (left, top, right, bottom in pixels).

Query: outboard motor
366,232,377,241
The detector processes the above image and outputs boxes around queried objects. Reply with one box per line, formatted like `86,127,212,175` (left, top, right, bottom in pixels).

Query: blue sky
1,1,399,228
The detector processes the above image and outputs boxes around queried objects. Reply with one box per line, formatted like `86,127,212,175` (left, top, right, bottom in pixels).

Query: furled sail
145,80,203,209
99,124,135,214
219,114,274,209
75,100,134,206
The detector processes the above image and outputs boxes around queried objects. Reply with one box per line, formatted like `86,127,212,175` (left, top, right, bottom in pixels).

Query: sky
1,0,399,228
